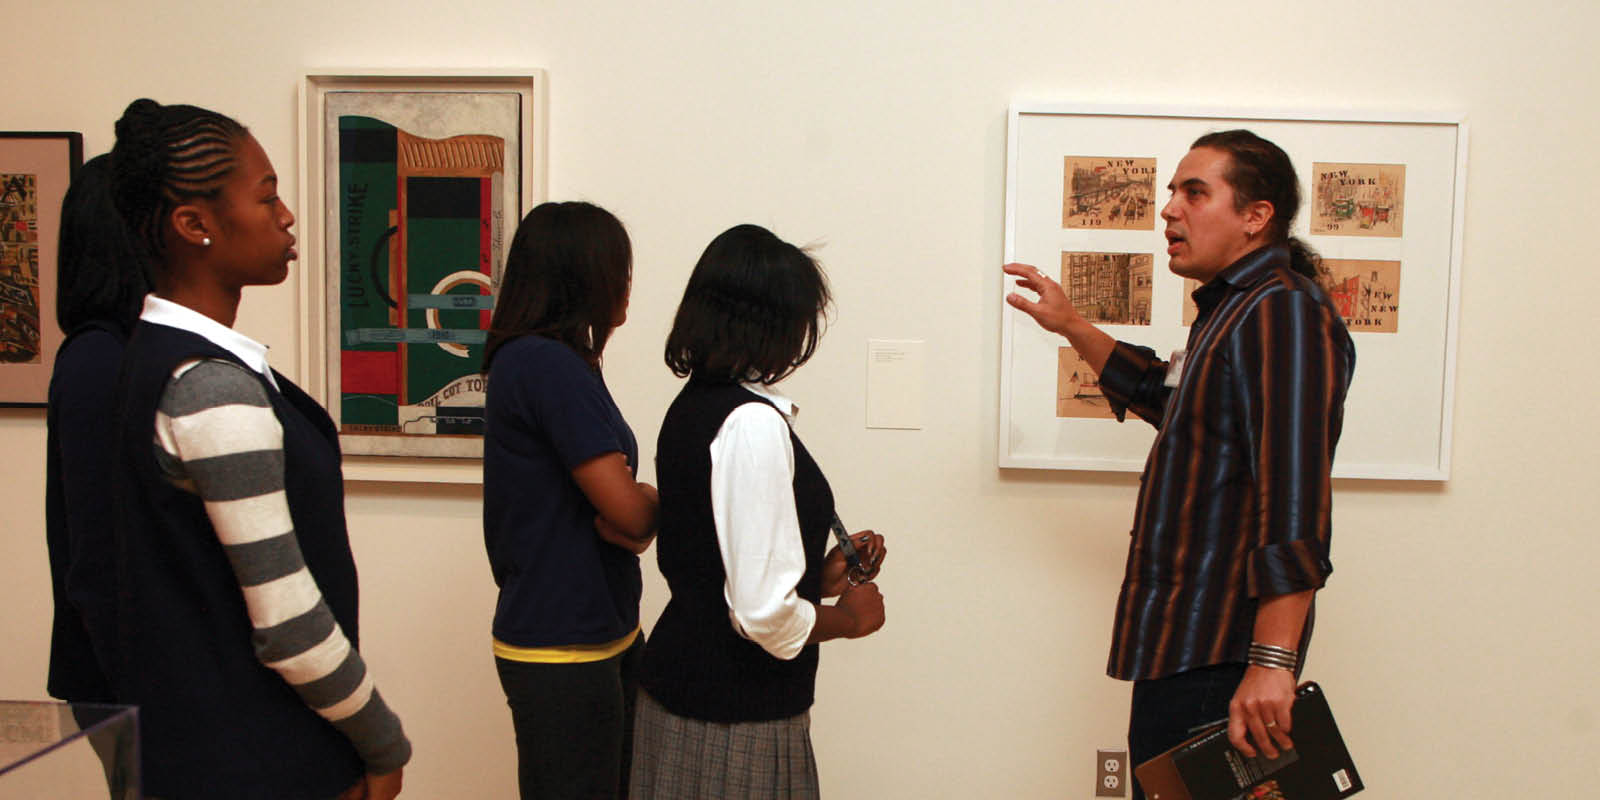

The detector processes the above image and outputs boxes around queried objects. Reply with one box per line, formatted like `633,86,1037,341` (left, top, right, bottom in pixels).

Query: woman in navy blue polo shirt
481,201,660,799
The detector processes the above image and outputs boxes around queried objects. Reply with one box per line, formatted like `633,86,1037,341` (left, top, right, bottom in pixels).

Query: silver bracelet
1248,642,1298,672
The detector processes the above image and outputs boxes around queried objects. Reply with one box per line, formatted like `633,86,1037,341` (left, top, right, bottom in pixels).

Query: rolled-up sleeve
709,402,817,660
1233,290,1354,597
1097,341,1172,426
1248,539,1335,597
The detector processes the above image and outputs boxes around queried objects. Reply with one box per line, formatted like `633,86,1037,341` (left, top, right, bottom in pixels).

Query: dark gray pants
495,635,644,800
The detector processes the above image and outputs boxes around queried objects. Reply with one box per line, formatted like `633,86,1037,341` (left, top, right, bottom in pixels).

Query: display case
0,701,138,799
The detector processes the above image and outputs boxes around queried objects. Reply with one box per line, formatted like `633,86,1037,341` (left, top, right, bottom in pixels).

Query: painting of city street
1060,251,1152,325
1316,258,1401,333
1311,162,1405,237
1183,261,1401,332
1056,346,1115,418
0,173,40,365
1062,156,1156,230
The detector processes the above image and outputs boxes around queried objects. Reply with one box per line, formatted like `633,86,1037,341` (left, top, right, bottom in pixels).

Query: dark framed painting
0,131,82,407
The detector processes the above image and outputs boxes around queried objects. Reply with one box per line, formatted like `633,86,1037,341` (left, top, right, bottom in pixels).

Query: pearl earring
202,237,212,247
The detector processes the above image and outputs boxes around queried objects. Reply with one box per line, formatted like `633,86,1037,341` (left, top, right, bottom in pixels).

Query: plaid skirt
628,689,820,799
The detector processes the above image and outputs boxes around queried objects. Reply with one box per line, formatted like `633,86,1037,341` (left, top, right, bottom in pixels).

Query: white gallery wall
2,0,1596,796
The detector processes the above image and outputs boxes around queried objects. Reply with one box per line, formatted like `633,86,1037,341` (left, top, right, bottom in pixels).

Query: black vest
113,321,363,799
641,380,833,722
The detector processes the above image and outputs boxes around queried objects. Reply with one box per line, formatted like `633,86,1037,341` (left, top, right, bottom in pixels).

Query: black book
1134,682,1363,800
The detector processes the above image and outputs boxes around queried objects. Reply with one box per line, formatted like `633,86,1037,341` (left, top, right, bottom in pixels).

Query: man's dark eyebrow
1167,177,1209,192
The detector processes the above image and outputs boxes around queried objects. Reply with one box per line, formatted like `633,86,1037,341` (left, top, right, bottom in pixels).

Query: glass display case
0,701,138,799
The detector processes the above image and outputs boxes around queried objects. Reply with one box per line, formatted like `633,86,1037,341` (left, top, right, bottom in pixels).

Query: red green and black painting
337,116,501,438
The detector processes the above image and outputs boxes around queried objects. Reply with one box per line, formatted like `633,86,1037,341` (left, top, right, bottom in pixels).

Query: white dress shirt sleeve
710,401,817,660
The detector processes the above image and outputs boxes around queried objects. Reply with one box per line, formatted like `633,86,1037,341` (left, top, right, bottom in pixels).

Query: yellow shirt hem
493,626,640,664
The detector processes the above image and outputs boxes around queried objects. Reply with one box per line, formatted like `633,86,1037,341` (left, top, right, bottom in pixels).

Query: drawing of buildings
1311,163,1405,237
1068,167,1153,225
1062,252,1152,325
1063,157,1157,230
1315,259,1402,333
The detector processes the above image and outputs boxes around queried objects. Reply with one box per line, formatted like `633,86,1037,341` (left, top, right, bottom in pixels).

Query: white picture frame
999,103,1467,480
296,71,545,482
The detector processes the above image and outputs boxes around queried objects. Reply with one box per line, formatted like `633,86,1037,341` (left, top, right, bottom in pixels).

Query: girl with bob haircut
481,201,660,799
631,224,887,798
107,98,409,799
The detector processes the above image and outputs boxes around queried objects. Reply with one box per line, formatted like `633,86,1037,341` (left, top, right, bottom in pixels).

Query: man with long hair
1005,130,1355,798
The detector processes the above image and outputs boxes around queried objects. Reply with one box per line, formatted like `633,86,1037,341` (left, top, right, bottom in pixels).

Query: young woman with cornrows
480,201,660,799
108,98,409,800
630,224,887,799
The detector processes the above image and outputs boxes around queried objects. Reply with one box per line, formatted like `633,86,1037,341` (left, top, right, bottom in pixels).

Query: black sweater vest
113,321,363,799
641,380,834,722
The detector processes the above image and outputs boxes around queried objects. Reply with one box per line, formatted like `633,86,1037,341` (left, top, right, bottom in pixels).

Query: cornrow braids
110,98,248,262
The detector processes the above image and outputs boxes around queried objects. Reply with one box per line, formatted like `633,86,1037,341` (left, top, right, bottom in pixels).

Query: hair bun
110,98,170,233
113,98,168,175
114,98,163,142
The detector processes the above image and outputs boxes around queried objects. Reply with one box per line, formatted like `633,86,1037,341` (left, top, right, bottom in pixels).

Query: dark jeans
496,634,644,800
1128,662,1248,800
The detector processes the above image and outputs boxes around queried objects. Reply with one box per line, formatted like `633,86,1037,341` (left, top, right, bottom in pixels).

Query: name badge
1163,349,1188,388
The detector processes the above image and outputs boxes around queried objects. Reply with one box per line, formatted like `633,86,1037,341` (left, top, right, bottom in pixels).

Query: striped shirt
143,296,410,773
1098,245,1355,682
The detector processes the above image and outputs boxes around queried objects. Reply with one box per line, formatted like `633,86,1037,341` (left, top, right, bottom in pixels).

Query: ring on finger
1264,720,1277,728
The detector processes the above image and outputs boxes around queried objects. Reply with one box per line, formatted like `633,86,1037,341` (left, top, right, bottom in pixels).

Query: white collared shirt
140,294,279,391
710,382,816,660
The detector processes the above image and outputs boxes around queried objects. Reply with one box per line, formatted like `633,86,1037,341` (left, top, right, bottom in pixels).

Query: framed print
0,132,82,407
298,71,544,469
1000,104,1467,480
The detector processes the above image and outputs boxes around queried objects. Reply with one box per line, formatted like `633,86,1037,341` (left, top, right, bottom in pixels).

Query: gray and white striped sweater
154,357,410,774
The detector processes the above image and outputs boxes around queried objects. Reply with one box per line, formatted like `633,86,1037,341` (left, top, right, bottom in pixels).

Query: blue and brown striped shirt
1099,244,1355,682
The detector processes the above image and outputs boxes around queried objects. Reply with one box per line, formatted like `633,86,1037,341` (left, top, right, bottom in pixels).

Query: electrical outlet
1095,748,1128,797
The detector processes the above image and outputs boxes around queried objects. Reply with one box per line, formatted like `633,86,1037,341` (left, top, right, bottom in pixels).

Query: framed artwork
0,132,82,407
1000,104,1467,480
297,72,544,467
